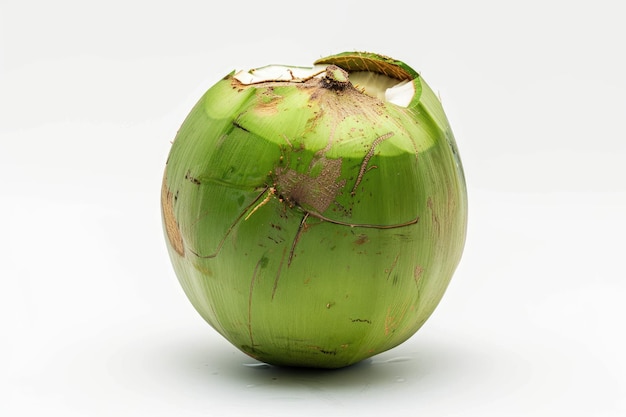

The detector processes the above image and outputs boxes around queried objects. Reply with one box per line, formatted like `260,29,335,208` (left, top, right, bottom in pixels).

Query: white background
1,0,625,415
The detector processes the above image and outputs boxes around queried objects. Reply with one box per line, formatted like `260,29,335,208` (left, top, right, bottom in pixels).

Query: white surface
1,0,625,415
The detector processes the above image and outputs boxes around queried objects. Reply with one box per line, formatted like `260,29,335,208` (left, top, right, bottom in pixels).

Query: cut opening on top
233,64,416,108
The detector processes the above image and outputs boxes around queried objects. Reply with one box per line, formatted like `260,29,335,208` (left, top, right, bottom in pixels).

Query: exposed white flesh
234,65,415,108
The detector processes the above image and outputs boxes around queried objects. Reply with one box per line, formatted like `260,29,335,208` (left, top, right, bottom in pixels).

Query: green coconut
161,51,467,368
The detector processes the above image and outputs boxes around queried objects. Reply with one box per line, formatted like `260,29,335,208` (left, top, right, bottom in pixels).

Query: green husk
162,51,467,368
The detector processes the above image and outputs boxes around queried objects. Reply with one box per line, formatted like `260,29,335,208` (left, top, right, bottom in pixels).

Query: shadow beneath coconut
154,328,535,411
184,337,465,402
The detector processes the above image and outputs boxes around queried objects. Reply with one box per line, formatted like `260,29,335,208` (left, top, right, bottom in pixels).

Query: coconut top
233,63,416,108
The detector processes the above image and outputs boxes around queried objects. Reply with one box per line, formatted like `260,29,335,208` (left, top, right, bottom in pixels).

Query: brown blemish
351,131,394,195
288,212,310,266
161,172,184,256
353,234,369,245
255,88,284,116
414,265,424,287
184,170,201,185
384,305,410,336
275,158,346,214
427,196,440,235
384,308,396,336
245,187,275,220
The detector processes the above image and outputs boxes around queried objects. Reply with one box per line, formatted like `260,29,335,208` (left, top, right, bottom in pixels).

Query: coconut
161,52,467,368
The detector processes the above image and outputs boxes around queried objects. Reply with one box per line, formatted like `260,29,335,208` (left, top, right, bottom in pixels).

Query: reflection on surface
188,336,475,406
138,327,536,413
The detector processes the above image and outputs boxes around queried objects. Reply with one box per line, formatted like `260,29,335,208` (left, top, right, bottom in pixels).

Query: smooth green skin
162,52,467,368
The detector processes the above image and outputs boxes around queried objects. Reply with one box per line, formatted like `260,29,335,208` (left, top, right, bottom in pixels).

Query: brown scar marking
385,253,400,281
288,212,310,266
248,256,265,349
354,234,369,245
275,158,346,214
306,210,418,229
414,265,424,287
161,173,184,256
384,304,410,336
352,132,394,196
254,88,284,116
427,196,441,235
286,210,418,267
384,308,395,336
245,187,275,220
184,170,201,185
281,134,293,149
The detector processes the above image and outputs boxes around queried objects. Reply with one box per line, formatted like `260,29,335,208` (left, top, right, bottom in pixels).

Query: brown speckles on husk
161,172,184,256
305,76,388,134
274,158,346,214
353,234,369,245
255,87,284,116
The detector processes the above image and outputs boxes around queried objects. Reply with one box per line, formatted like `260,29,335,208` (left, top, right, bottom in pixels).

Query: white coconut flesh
233,65,415,108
